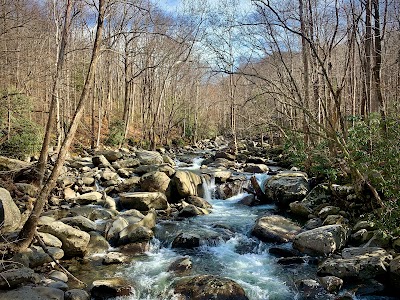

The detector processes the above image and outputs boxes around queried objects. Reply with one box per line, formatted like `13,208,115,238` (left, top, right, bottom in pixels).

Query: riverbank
0,137,399,299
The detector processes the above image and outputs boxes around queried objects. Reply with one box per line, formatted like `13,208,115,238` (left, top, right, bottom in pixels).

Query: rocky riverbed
0,137,399,300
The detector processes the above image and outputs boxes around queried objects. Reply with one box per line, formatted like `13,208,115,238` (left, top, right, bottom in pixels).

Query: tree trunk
15,0,106,252
37,0,73,185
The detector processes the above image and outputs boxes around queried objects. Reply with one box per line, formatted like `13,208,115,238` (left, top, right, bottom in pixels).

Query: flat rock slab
252,215,301,243
318,247,392,279
119,192,168,211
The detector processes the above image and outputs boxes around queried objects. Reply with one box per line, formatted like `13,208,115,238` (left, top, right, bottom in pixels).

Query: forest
0,1,400,299
1,0,399,224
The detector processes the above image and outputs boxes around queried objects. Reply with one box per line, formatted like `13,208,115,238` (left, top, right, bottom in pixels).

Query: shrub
105,120,125,146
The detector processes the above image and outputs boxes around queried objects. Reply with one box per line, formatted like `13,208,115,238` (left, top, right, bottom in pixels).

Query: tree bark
15,0,106,252
37,0,73,185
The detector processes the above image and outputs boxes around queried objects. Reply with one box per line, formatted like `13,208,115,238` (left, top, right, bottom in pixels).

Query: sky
158,0,255,14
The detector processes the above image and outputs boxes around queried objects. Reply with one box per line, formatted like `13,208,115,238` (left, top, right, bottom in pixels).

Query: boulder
289,201,312,218
264,172,309,208
318,206,341,219
168,257,192,274
0,286,64,300
212,170,232,183
90,278,133,299
0,267,38,289
119,192,168,211
101,169,119,181
216,180,246,199
0,156,30,171
116,176,140,192
136,150,163,165
290,184,332,218
60,216,97,232
295,279,326,300
103,252,129,264
0,188,21,234
185,195,212,209
174,275,249,300
139,171,170,193
13,246,64,268
172,233,200,249
319,276,343,294
318,247,392,279
65,289,90,300
15,183,38,197
178,204,207,217
169,171,202,199
74,192,102,205
95,150,122,162
39,221,90,257
105,217,129,243
85,232,110,255
252,215,301,243
36,232,62,248
215,151,236,161
243,163,269,173
92,155,112,168
118,225,154,245
293,225,349,256
116,158,140,169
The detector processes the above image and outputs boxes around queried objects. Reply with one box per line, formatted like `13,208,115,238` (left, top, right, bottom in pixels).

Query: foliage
347,115,400,232
0,90,43,159
285,114,400,232
105,120,125,146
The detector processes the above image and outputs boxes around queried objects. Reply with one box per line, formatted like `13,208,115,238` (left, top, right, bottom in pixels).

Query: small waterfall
201,176,216,202
253,173,270,193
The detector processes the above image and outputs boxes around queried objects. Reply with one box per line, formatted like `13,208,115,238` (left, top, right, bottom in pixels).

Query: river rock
185,195,212,209
319,276,343,294
90,277,133,299
60,216,97,232
105,217,129,243
86,231,110,255
0,187,21,233
119,192,168,211
0,267,39,289
172,233,200,249
290,184,332,218
318,206,341,219
37,232,63,248
216,180,245,199
293,225,349,256
74,192,102,205
353,220,377,232
243,163,269,173
212,170,232,183
92,155,112,168
116,176,140,192
363,230,391,248
322,215,348,226
136,150,163,165
168,257,192,274
119,241,150,255
215,151,236,161
95,150,122,162
178,203,207,217
39,221,90,257
174,275,249,300
101,169,119,182
117,158,140,169
264,172,309,208
118,225,154,245
103,252,129,264
168,170,202,199
65,289,90,300
0,155,30,171
252,215,301,243
13,246,64,268
295,279,326,300
318,247,392,279
0,286,64,300
15,183,38,197
139,171,170,193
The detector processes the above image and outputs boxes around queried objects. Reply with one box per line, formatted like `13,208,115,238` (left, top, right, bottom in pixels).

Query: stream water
112,157,317,300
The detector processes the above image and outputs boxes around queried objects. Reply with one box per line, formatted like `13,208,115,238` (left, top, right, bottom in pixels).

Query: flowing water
113,158,314,300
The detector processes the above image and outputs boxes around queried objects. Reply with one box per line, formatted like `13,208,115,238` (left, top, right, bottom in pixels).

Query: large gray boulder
168,170,202,200
139,171,170,193
319,247,392,279
105,217,129,244
0,267,38,289
252,215,301,243
119,192,168,211
94,150,123,162
73,192,102,205
0,286,64,300
174,275,249,300
0,188,21,233
293,225,349,256
60,216,97,232
264,172,309,208
136,150,163,165
13,246,64,268
90,277,133,299
0,156,30,171
39,221,90,257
